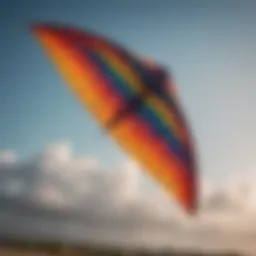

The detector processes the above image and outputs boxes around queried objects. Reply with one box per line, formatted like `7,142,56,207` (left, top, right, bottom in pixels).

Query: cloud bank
0,142,256,255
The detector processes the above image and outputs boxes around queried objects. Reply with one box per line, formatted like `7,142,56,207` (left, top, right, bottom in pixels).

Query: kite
31,23,198,215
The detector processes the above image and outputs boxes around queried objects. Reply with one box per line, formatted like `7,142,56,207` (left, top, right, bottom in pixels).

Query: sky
1,0,256,254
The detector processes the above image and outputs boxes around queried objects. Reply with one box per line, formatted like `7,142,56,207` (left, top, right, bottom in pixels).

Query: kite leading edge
31,22,198,215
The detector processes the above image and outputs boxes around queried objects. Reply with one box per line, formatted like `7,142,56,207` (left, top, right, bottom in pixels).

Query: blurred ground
0,249,58,256
0,240,242,256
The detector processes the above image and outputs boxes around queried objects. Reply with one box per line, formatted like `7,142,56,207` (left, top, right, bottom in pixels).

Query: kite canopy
31,23,198,215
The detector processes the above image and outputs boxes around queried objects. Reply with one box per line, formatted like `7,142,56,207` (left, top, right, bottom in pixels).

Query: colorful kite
31,23,198,215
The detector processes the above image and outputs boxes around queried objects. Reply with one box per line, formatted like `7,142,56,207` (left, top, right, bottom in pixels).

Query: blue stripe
84,49,191,166
126,54,189,133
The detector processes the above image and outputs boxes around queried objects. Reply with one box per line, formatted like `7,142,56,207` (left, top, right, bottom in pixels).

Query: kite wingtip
187,208,197,217
29,22,57,33
186,203,198,217
30,23,45,35
183,197,198,216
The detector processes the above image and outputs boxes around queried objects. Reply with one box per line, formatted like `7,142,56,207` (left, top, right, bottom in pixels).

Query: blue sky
1,0,256,182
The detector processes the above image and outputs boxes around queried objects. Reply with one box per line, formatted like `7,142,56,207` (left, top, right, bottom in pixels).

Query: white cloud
0,143,256,255
0,150,16,165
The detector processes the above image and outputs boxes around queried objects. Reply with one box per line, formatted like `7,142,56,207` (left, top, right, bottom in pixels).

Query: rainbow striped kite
31,23,198,215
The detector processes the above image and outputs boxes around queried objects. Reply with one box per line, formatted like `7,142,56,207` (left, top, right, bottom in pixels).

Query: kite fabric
31,23,198,215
